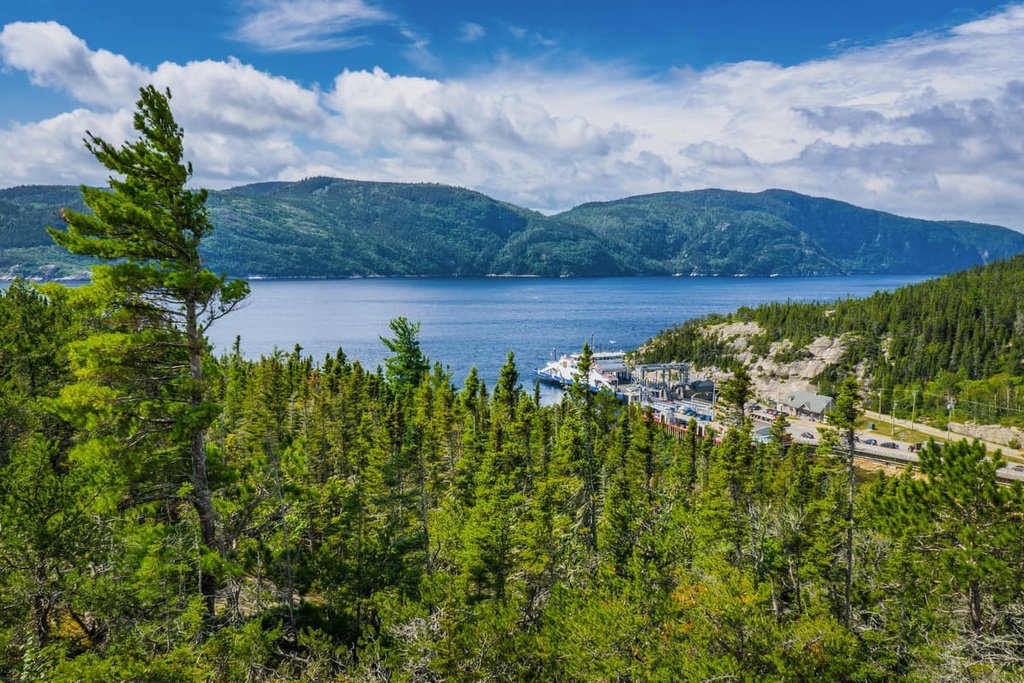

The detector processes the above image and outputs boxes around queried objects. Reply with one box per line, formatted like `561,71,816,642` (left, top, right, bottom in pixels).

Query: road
642,396,1024,482
759,410,1024,483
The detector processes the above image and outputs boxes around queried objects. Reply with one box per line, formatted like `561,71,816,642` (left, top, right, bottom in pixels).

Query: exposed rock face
700,321,850,403
954,422,1024,451
692,323,1024,454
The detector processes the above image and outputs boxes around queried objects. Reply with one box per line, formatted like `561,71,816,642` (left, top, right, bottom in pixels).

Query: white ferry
536,350,629,396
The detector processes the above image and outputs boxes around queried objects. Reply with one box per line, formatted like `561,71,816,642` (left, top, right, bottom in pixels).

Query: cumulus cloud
2,5,1024,230
0,22,146,108
323,67,633,158
232,0,393,52
153,59,325,135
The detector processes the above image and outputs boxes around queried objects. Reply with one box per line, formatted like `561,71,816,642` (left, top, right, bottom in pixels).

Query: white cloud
322,67,632,158
953,4,1024,35
460,22,485,42
0,22,146,108
2,5,1024,230
0,108,136,187
153,58,325,135
232,0,393,52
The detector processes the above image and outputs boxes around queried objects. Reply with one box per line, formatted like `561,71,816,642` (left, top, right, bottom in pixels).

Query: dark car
880,441,898,449
800,432,815,439
863,438,878,446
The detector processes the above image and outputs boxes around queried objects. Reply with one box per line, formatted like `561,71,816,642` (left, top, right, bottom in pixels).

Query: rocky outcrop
698,321,852,402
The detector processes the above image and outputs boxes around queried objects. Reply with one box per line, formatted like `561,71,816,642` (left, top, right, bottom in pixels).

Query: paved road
860,409,1022,460
758,411,1024,482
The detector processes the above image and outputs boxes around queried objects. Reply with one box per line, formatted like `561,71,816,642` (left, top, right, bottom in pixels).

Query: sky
2,1,1023,230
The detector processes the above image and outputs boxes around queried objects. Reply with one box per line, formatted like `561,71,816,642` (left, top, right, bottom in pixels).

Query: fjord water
207,275,928,388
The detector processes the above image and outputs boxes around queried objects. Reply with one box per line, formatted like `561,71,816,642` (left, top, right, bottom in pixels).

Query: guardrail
845,445,1023,484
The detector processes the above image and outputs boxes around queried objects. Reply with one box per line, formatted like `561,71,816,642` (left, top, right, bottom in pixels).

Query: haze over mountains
3,178,1023,279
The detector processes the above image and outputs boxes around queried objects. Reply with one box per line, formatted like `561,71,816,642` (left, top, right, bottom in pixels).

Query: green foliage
3,313,1024,679
5,182,1024,279
4,113,1024,676
871,440,1024,633
380,315,430,391
44,85,249,618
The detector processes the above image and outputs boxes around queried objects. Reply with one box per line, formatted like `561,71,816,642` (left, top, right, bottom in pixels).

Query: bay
206,275,929,389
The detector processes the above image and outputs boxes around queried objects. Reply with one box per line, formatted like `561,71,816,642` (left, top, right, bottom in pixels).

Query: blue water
205,275,929,389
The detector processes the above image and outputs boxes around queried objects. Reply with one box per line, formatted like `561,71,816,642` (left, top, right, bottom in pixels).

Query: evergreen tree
380,316,429,393
719,363,754,426
877,439,1024,633
826,377,862,627
48,85,248,615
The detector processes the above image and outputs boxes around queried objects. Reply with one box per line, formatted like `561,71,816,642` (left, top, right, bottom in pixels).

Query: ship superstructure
535,350,629,395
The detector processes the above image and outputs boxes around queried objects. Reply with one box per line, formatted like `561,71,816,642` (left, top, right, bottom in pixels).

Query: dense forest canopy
2,87,1023,681
3,276,1024,681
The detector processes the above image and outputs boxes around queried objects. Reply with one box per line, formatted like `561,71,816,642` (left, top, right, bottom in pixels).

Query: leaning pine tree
49,86,249,616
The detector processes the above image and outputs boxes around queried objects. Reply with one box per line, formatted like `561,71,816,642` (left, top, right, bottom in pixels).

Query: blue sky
2,1,1023,229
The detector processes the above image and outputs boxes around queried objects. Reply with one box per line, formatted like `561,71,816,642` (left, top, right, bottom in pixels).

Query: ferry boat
536,350,629,396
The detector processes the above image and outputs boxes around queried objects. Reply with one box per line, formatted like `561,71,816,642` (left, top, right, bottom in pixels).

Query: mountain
0,185,92,280
203,177,629,278
555,188,1024,276
3,180,1023,279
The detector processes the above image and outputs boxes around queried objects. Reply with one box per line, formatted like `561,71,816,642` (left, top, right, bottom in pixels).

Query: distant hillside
3,180,1023,279
637,254,1024,429
0,186,93,279
556,188,1024,276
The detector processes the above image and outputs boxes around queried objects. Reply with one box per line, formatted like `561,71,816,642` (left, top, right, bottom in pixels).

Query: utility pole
947,397,957,440
911,390,918,431
892,400,899,438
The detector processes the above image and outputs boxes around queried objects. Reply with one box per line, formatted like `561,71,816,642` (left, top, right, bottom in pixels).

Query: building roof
781,391,834,415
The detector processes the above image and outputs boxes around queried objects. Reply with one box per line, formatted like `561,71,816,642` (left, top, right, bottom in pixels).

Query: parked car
800,432,815,439
863,438,878,446
1013,464,1024,472
880,441,898,449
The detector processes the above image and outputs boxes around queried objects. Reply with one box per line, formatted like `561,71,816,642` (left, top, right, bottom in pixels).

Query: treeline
640,256,1024,426
2,280,1024,681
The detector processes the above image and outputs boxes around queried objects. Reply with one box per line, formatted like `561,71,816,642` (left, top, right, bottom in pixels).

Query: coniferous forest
2,88,1024,682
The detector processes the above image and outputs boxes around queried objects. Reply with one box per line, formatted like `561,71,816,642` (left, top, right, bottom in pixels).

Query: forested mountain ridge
3,180,1023,279
638,253,1024,430
557,188,1024,276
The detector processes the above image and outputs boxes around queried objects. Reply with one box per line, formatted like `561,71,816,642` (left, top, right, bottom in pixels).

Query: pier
536,352,716,426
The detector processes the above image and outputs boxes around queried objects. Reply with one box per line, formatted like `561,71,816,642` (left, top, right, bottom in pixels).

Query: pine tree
826,377,862,627
48,85,248,615
878,439,1024,633
380,316,430,393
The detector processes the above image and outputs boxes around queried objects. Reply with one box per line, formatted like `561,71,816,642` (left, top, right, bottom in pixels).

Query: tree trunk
968,578,984,633
845,430,855,628
188,298,219,616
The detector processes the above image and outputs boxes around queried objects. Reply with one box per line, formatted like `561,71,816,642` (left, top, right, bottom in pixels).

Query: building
780,391,835,420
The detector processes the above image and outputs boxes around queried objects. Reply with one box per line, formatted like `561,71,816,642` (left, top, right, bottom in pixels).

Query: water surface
206,275,929,387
